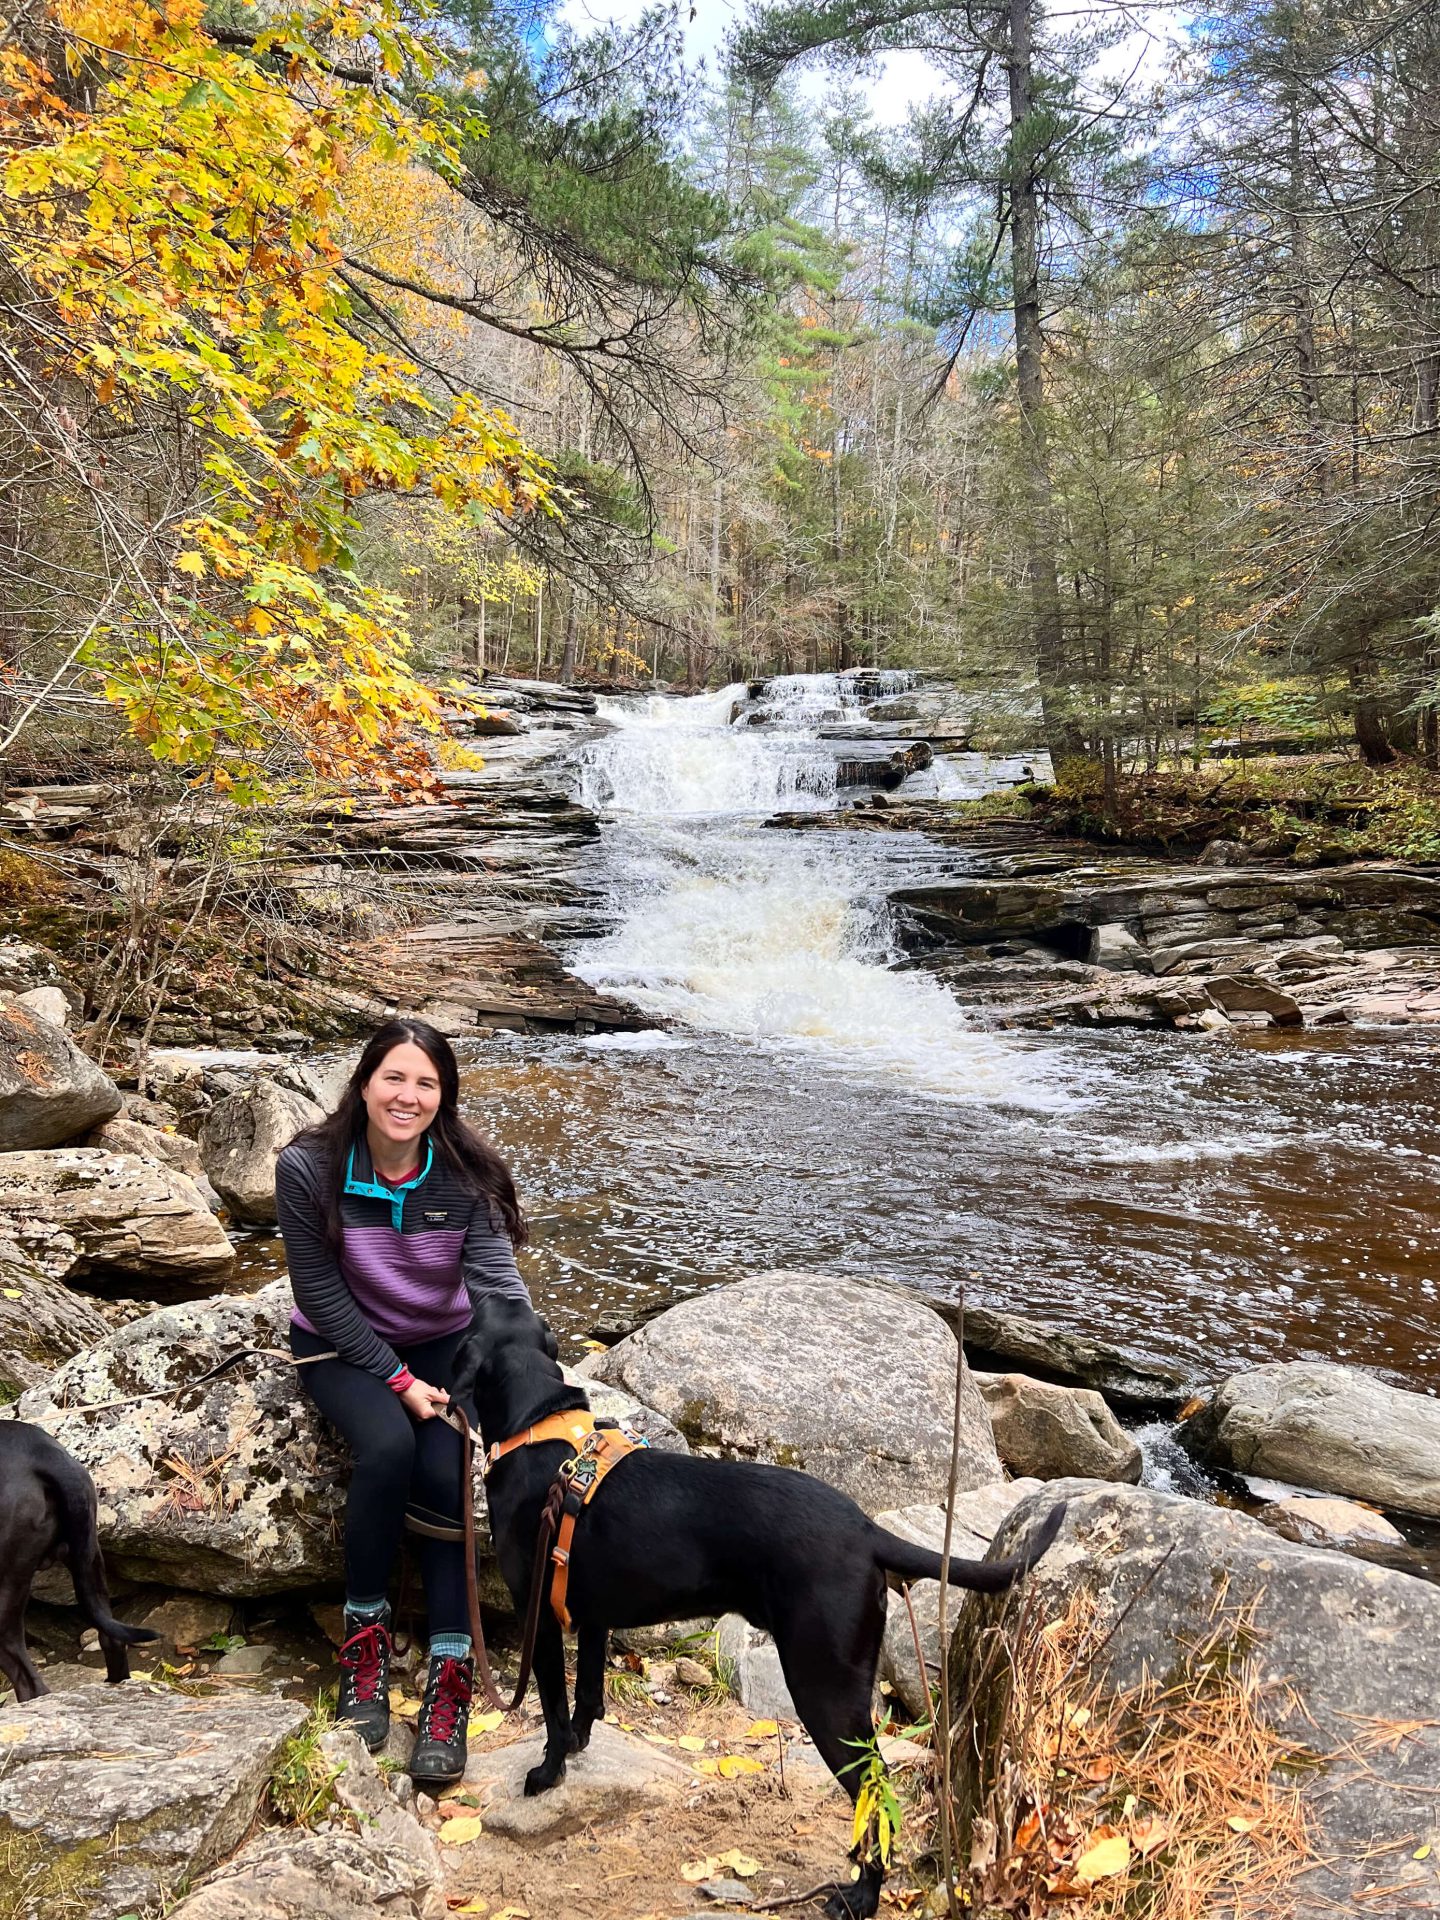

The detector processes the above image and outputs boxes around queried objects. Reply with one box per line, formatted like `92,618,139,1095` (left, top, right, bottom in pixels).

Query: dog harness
485,1411,650,1631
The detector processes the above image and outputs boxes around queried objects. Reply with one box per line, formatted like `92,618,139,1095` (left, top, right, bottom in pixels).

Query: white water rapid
568,678,1062,1104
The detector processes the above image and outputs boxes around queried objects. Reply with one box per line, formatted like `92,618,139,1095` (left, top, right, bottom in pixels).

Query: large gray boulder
88,1114,209,1184
877,1481,1044,1717
0,1230,109,1395
1182,1361,1440,1518
199,1079,324,1225
0,1146,235,1293
951,1482,1440,1916
17,1283,679,1598
587,1270,1001,1512
0,1002,121,1149
0,1680,307,1919
974,1372,1142,1483
17,1283,355,1593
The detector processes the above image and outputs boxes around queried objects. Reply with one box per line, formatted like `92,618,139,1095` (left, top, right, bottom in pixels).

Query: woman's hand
399,1376,450,1422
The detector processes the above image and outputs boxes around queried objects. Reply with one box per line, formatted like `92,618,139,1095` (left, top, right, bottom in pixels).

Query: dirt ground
407,1656,937,1920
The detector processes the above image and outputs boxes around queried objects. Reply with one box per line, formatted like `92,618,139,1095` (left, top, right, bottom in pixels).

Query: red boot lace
421,1657,473,1743
339,1622,390,1704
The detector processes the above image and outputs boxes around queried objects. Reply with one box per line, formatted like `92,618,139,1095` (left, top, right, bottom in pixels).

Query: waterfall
568,673,1059,1104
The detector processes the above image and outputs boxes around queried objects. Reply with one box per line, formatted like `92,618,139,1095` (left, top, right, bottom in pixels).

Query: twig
937,1284,965,1919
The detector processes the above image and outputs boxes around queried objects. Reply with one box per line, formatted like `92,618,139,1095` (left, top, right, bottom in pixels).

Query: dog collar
343,1139,433,1231
484,1410,598,1476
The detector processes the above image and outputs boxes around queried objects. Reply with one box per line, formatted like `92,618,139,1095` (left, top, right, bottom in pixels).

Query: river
454,675,1440,1396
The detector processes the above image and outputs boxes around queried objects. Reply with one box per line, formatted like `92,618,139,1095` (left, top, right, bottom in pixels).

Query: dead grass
962,1586,1316,1920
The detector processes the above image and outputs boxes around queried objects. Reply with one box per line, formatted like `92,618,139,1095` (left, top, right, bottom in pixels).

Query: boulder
715,1613,798,1719
0,1147,235,1294
169,1828,444,1920
973,1373,1142,1483
199,1079,324,1225
1182,1361,1440,1518
88,1114,208,1185
1257,1494,1408,1553
17,1284,679,1598
951,1482,1440,1915
1088,922,1146,971
948,1299,1196,1411
17,1283,357,1593
0,1002,121,1149
0,1680,307,1919
466,1719,701,1841
587,1270,1001,1512
8,985,71,1027
0,1230,110,1394
876,1482,1044,1717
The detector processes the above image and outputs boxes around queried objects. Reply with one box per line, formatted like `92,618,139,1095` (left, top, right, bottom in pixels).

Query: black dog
455,1298,1065,1920
0,1422,158,1702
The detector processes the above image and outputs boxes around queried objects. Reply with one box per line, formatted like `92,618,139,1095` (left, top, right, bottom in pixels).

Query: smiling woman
273,1017,530,1789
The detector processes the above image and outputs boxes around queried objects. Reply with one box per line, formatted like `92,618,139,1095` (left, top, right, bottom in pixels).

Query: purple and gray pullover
276,1134,530,1380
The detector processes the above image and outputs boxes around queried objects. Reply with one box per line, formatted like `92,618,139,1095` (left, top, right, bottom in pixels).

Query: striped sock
345,1595,389,1623
429,1633,472,1662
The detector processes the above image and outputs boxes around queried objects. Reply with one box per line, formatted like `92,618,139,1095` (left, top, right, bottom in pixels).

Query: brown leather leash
457,1406,565,1714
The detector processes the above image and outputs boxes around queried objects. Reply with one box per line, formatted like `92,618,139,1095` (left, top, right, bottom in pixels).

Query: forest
3,0,1440,795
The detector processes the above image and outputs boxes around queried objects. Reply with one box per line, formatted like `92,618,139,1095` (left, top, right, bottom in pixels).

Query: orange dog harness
485,1411,650,1630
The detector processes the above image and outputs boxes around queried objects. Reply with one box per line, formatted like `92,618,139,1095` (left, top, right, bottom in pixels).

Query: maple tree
0,0,554,798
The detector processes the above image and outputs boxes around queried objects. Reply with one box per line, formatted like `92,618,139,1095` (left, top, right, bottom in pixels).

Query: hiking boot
336,1605,393,1752
409,1652,474,1787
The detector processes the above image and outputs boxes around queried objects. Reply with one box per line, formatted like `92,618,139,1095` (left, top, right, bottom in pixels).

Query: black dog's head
453,1296,586,1448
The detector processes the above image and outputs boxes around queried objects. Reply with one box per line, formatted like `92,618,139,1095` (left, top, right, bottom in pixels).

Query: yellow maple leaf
438,1815,484,1846
1074,1832,1131,1883
174,550,206,577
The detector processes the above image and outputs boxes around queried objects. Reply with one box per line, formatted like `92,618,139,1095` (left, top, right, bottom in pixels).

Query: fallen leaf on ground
746,1719,779,1738
1415,1844,1433,1861
1131,1816,1171,1857
492,1908,530,1920
1,1288,22,1299
468,1709,505,1735
682,1857,720,1883
641,1730,675,1746
718,1754,766,1778
718,1849,760,1877
696,1759,719,1776
1074,1832,1131,1883
677,1734,707,1752
446,1901,489,1915
438,1816,485,1846
1226,1815,1258,1834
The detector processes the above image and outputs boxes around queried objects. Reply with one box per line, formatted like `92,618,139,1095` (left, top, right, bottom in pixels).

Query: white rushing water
568,676,1063,1104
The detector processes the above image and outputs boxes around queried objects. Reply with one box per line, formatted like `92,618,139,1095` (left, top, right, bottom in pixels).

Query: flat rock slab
169,1829,445,1920
0,1146,235,1293
463,1720,701,1843
0,1681,306,1919
589,1270,1000,1512
1183,1360,1440,1518
948,1298,1197,1410
954,1481,1440,1917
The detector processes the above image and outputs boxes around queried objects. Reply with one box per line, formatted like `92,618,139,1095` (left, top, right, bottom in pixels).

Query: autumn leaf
1131,1815,1172,1858
1227,1814,1259,1834
745,1719,779,1738
717,1754,766,1778
446,1900,489,1914
677,1734,707,1752
681,1858,719,1883
718,1850,760,1877
1074,1831,1131,1883
468,1709,504,1735
438,1815,484,1846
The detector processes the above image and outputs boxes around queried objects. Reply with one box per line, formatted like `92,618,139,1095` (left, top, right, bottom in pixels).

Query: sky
556,0,1193,130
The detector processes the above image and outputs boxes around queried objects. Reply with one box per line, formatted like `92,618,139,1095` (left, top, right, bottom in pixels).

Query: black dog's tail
49,1467,159,1646
872,1501,1067,1594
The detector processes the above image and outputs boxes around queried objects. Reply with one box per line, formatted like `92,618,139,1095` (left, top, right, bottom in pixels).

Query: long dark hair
293,1018,528,1251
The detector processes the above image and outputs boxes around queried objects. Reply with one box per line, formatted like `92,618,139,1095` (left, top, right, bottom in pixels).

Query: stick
937,1286,965,1919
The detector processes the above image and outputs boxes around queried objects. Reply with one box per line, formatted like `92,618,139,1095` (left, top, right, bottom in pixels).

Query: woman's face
361,1041,444,1155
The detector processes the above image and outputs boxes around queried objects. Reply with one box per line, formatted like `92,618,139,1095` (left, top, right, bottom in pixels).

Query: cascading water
567,677,1060,1103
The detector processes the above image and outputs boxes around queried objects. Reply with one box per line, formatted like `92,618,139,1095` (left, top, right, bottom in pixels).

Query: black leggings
290,1323,472,1636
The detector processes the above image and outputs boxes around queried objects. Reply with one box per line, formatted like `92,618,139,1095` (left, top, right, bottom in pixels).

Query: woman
276,1017,531,1786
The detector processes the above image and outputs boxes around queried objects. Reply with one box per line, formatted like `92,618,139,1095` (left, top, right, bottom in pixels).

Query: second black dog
455,1298,1065,1920
0,1422,158,1702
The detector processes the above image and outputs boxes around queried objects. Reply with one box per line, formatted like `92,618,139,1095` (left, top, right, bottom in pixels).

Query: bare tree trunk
1007,0,1084,766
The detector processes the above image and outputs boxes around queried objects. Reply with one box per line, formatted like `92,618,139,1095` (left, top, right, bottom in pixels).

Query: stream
456,675,1440,1398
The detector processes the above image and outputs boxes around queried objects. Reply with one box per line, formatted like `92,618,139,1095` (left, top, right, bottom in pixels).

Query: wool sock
429,1632,472,1663
345,1595,390,1623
